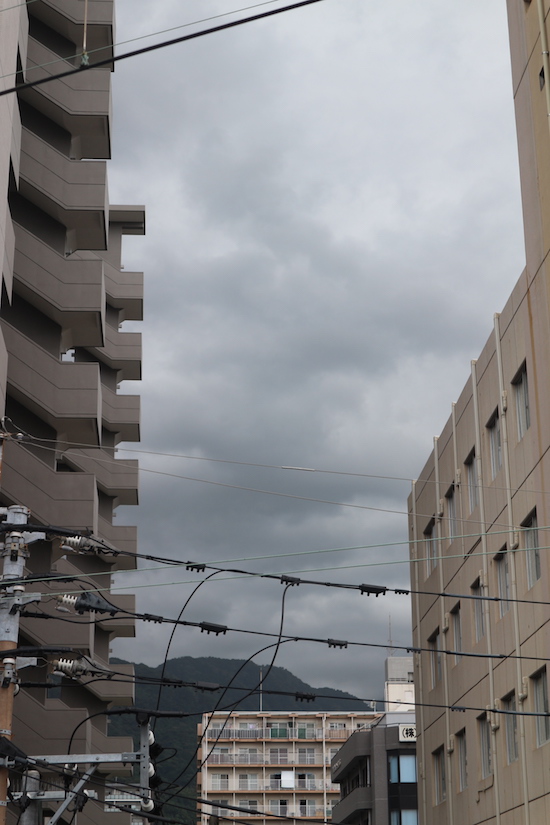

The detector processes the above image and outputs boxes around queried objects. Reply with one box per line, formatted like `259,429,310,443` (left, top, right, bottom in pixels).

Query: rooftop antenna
387,614,395,656
259,666,263,712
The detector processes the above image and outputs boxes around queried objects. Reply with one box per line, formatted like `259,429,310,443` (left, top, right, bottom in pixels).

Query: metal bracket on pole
46,766,96,825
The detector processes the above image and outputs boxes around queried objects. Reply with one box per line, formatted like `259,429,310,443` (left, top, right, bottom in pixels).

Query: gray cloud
108,1,524,699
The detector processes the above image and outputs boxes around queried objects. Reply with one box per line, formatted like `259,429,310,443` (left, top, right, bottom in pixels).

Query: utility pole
19,770,41,825
0,505,29,825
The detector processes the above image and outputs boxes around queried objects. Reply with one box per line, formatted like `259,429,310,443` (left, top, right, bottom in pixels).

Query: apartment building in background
196,711,379,825
408,3,550,823
0,0,143,822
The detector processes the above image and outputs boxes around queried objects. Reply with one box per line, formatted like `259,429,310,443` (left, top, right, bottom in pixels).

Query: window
270,748,289,764
425,520,438,576
270,800,288,816
429,629,442,688
240,800,260,812
488,410,501,479
390,813,418,825
446,486,457,543
465,450,479,513
456,729,467,791
297,773,316,790
523,510,541,587
503,692,518,763
211,774,229,790
514,362,530,439
496,548,510,616
433,748,446,804
478,714,492,778
472,578,485,641
299,800,316,816
211,747,230,764
533,667,550,746
238,748,259,764
388,753,417,783
452,604,462,664
297,748,315,764
239,774,259,790
210,799,229,816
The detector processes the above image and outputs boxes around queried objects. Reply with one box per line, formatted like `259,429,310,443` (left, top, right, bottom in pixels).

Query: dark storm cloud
108,1,524,697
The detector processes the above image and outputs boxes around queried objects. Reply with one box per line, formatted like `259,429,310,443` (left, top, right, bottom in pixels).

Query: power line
0,0,328,99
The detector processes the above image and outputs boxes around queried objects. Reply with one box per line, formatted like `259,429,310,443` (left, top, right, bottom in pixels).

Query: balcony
205,727,351,741
85,322,141,381
13,222,105,345
2,321,102,445
0,439,98,530
29,0,114,65
82,662,134,705
266,780,320,791
102,386,140,442
62,448,138,505
331,786,372,825
19,127,108,250
104,260,143,321
21,36,112,158
97,517,138,567
205,753,326,766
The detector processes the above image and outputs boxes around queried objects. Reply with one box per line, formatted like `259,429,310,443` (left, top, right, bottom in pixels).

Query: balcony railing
206,728,351,741
206,753,325,766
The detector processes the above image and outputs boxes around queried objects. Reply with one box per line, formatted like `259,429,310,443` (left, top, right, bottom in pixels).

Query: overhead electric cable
0,0,328,99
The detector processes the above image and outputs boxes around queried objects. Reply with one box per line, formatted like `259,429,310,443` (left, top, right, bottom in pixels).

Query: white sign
399,724,417,742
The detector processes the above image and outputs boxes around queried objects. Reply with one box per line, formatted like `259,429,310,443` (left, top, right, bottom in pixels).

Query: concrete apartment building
331,658,417,825
408,3,550,824
0,1,143,822
196,711,379,825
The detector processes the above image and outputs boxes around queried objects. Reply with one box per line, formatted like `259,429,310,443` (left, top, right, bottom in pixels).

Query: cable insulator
52,658,88,677
141,797,155,813
61,536,85,551
56,594,77,609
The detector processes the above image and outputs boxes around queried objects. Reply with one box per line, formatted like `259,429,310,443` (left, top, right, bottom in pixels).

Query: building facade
0,1,143,822
331,658,417,825
408,3,550,824
197,711,379,825
331,714,417,825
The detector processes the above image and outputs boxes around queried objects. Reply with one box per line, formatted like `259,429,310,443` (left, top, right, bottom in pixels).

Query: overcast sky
106,0,525,701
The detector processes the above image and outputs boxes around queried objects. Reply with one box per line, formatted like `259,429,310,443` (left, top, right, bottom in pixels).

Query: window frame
487,409,502,479
496,548,510,616
472,578,485,642
424,519,438,576
433,747,446,804
456,729,467,791
465,450,479,513
533,667,550,746
523,510,541,588
513,362,530,440
429,629,442,688
478,714,492,778
446,485,457,544
211,773,229,791
388,753,417,784
503,692,518,763
452,603,462,664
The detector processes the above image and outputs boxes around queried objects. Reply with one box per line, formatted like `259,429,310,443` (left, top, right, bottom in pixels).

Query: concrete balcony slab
13,222,105,344
20,127,108,251
2,321,102,445
22,37,112,159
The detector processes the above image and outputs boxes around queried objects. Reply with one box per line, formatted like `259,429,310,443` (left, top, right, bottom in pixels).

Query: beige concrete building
408,3,550,824
0,1,143,823
197,711,379,825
